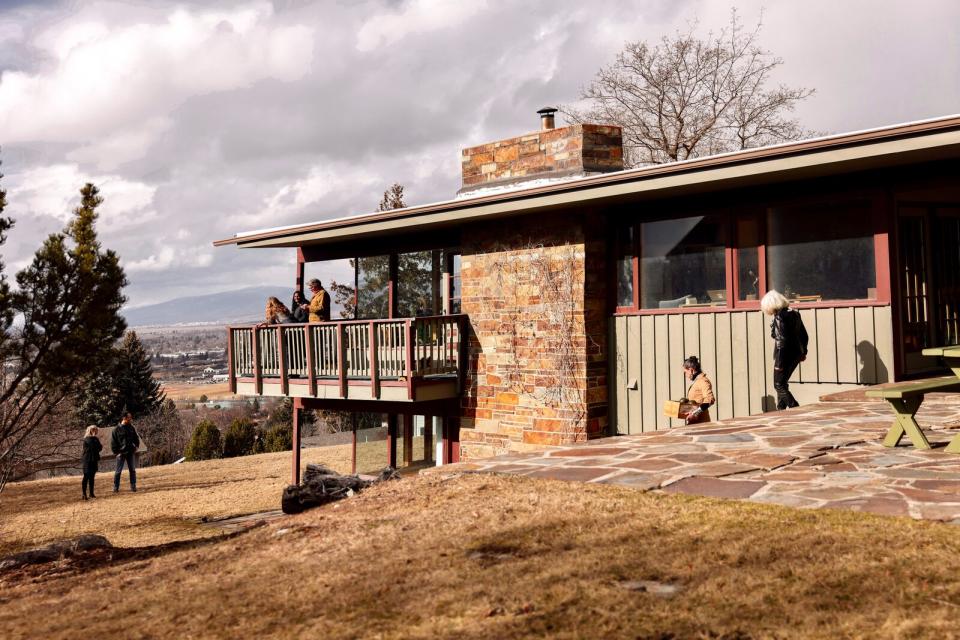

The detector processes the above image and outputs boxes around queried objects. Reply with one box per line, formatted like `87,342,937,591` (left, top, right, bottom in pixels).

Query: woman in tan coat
682,356,715,425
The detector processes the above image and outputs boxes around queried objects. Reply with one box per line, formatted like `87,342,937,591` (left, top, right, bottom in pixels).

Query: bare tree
563,10,815,167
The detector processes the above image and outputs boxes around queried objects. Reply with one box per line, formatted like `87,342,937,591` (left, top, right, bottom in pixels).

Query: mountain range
123,285,293,327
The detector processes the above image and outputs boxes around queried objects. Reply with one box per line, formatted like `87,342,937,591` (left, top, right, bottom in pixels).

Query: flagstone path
440,394,960,522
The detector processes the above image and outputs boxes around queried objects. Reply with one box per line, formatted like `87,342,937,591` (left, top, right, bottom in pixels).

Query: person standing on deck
307,278,331,322
81,425,102,500
762,290,809,410
111,412,140,492
682,356,715,424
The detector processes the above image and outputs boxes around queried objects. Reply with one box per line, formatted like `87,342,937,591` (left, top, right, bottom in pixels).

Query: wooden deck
227,315,467,402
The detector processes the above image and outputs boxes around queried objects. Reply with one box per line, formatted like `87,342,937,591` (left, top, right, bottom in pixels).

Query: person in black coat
111,412,140,492
81,425,102,500
291,290,309,323
762,290,809,410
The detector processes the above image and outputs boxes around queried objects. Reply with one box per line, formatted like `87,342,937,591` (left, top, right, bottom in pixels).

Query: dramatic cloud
0,0,958,309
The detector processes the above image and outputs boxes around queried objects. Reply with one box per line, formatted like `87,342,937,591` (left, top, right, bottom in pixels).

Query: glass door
897,205,960,374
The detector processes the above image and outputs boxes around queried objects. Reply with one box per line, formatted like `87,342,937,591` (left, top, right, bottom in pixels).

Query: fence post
252,327,262,396
369,322,380,399
227,328,236,393
405,319,414,400
277,326,288,396
304,325,317,397
337,323,347,399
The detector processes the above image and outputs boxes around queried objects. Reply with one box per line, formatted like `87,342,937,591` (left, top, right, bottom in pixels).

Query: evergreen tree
223,417,256,458
1,181,127,490
261,422,292,453
115,331,164,417
77,330,164,426
184,419,221,461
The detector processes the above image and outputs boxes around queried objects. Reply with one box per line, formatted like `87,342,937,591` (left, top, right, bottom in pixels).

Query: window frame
614,192,890,316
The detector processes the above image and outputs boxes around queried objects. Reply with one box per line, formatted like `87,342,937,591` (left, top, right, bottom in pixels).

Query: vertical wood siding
611,306,894,433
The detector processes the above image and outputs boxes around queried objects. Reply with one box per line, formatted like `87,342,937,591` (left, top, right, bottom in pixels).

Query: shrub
222,418,256,458
261,422,292,453
184,419,222,461
198,394,208,404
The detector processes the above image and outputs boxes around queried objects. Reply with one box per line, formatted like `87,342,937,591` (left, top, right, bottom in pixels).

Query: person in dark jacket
762,290,809,410
81,425,102,500
291,290,309,323
111,412,140,492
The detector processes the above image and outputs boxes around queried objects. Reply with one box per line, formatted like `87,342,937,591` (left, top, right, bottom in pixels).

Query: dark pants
114,452,137,490
774,358,801,410
82,463,97,497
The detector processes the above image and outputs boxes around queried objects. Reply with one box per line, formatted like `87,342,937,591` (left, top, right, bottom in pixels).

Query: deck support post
447,416,460,463
387,414,398,469
351,413,357,475
291,398,302,485
441,414,450,464
402,413,413,467
424,415,433,463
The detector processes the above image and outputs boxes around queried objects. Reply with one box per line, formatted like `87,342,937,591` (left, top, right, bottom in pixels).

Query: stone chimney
459,108,623,196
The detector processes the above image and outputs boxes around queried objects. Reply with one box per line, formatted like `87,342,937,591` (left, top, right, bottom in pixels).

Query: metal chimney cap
537,106,558,115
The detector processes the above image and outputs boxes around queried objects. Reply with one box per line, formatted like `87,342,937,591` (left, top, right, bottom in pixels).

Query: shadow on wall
762,394,776,413
857,340,889,384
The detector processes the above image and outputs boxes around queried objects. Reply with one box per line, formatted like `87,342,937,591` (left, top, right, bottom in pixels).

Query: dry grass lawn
3,454,960,638
0,445,358,555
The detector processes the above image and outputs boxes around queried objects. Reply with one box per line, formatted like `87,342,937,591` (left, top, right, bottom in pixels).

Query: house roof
214,113,960,250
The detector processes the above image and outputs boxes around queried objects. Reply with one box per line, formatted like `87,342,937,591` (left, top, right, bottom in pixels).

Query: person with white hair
761,290,809,410
81,425,102,500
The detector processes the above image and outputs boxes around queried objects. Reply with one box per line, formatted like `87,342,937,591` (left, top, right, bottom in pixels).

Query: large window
639,215,727,309
356,255,390,319
616,226,635,308
615,196,883,313
397,250,442,318
766,201,876,302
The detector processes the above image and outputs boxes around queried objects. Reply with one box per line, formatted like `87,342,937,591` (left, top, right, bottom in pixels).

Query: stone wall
459,124,623,195
458,212,608,459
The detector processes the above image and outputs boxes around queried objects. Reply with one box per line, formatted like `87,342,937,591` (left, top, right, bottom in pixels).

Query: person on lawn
81,425,102,500
111,412,140,493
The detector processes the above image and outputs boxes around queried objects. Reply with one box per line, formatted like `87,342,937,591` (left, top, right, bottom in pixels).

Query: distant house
216,109,960,482
211,374,229,383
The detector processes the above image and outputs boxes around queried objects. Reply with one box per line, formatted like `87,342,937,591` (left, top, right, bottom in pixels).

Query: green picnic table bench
866,345,960,453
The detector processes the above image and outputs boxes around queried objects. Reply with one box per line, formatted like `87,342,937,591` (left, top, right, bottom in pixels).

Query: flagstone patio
440,393,960,522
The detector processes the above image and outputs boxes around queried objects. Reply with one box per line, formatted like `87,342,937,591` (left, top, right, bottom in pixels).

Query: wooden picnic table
863,345,960,453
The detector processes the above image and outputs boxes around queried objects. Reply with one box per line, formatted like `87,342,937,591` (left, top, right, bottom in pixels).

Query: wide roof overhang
214,114,960,250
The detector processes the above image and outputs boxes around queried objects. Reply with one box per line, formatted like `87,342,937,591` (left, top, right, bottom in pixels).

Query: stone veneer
457,212,609,459
459,124,623,195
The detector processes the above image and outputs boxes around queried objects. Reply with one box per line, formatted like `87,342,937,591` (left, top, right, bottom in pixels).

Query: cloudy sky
1,0,958,308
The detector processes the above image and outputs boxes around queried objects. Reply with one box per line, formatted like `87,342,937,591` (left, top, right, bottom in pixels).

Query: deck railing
227,315,467,399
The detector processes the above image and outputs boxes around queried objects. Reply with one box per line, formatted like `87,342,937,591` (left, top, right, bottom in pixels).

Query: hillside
122,285,290,327
3,452,960,638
